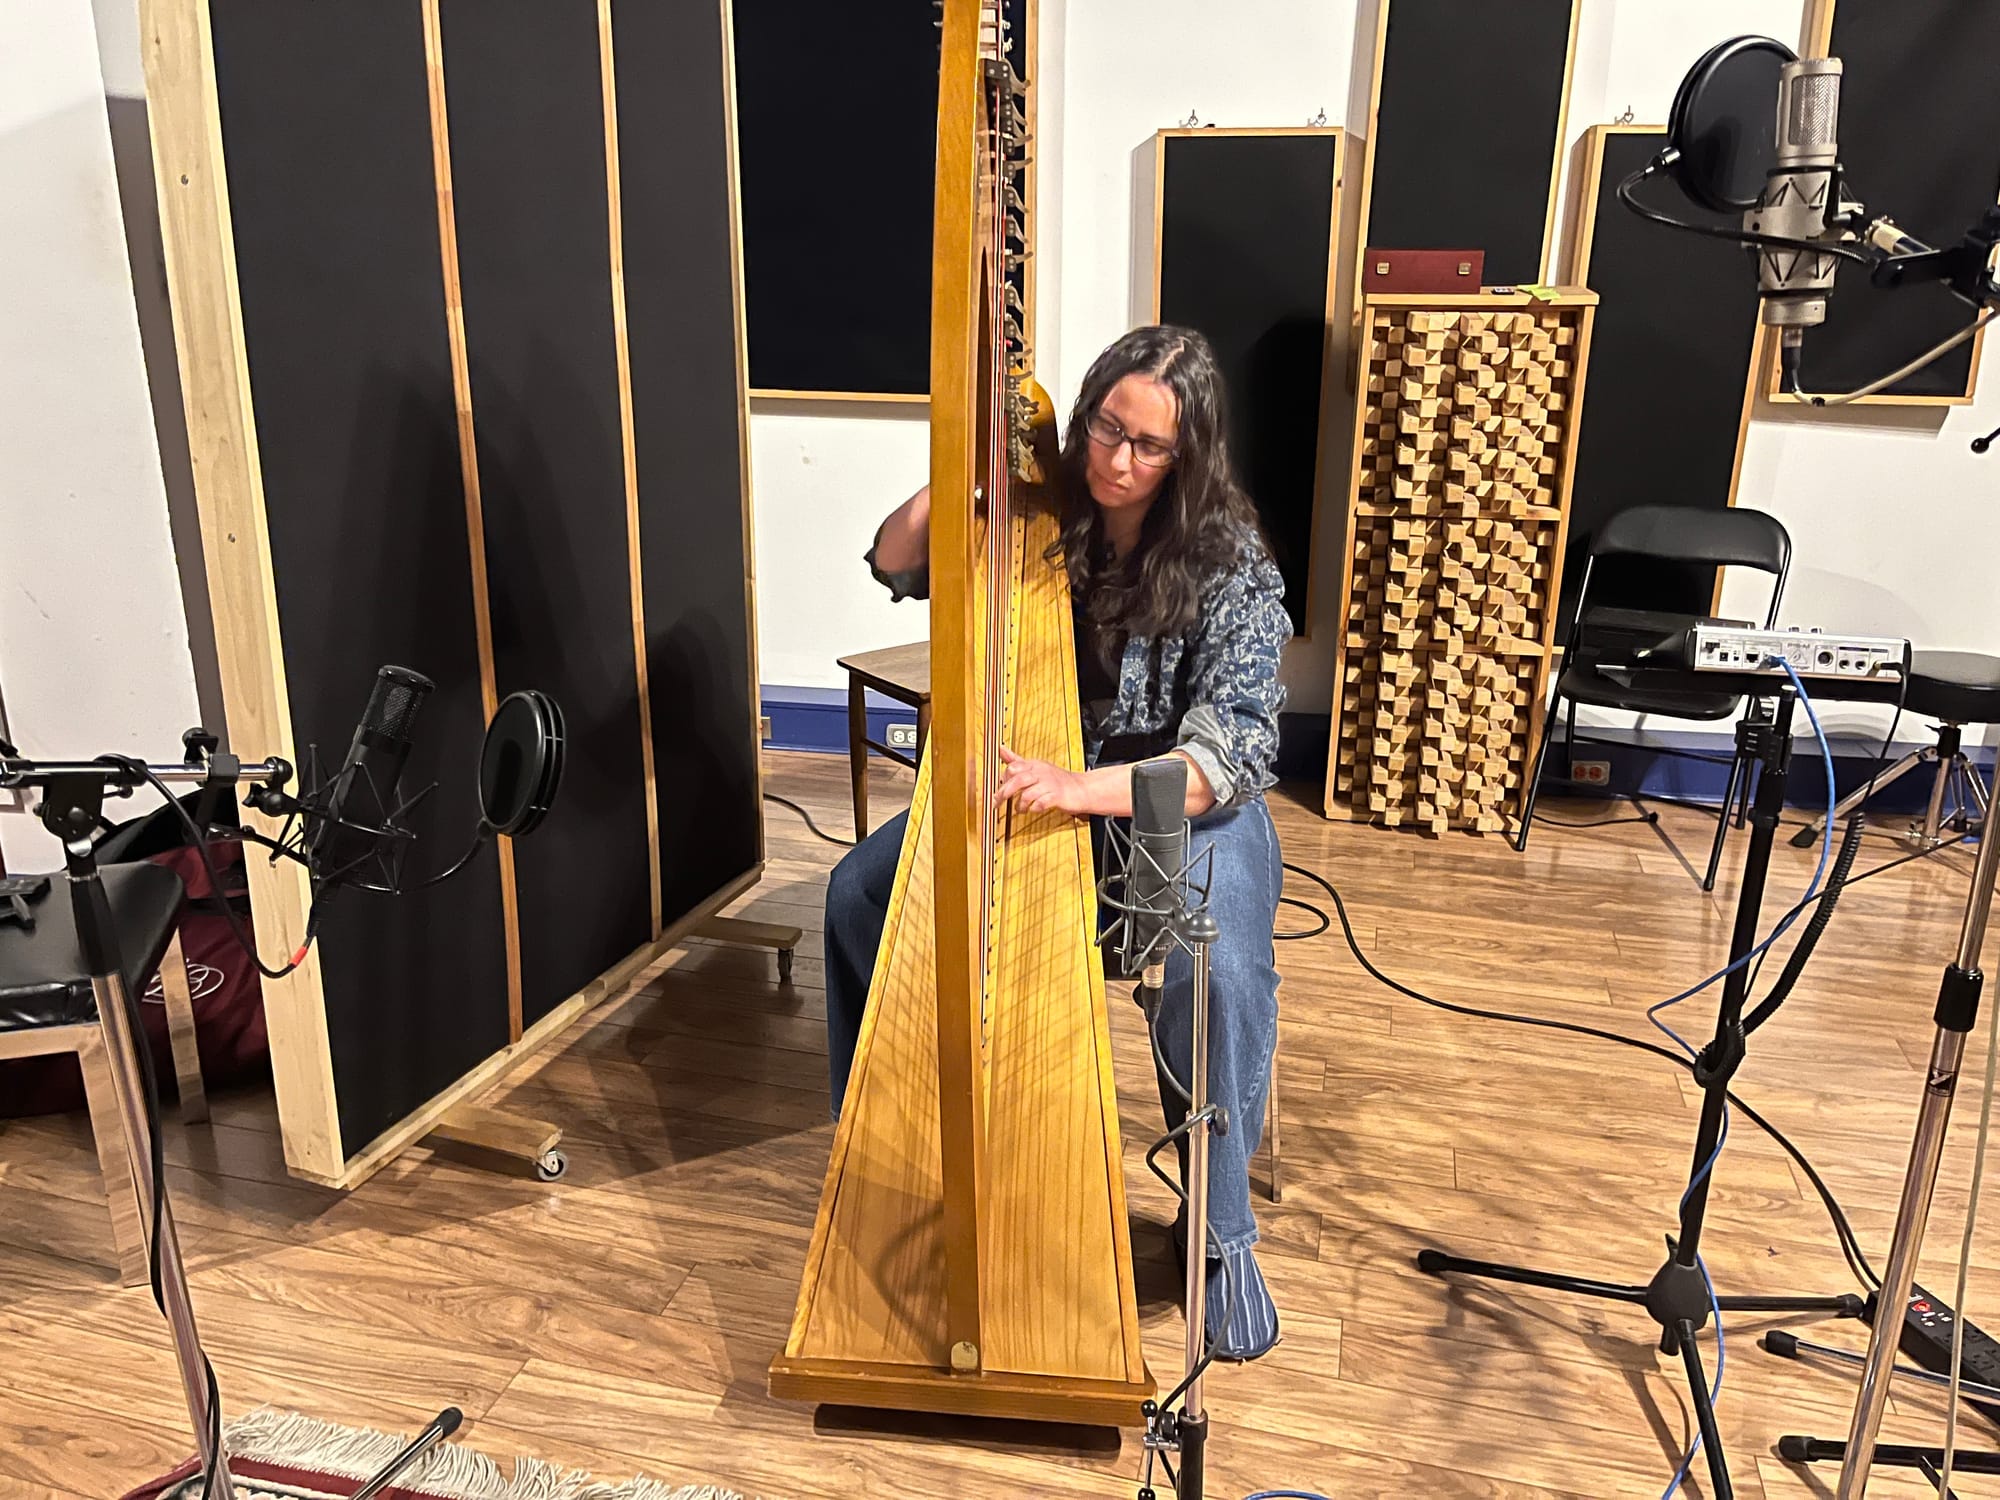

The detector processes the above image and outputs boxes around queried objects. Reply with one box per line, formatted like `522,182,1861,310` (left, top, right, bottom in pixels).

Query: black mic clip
249,740,436,895
1096,818,1214,983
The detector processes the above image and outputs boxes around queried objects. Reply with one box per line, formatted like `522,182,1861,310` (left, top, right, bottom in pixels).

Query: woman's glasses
1085,412,1177,468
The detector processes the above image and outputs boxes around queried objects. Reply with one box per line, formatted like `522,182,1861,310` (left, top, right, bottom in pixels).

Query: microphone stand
1138,898,1222,1500
1106,803,1219,1500
1417,685,1864,1499
1,743,463,1498
1,750,307,1500
41,767,240,1499
1768,779,2000,1495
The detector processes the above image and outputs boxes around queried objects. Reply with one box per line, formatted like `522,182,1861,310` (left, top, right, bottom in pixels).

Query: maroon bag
140,836,270,1090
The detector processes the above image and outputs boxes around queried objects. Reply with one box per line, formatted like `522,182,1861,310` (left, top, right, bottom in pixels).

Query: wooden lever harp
768,0,1153,1427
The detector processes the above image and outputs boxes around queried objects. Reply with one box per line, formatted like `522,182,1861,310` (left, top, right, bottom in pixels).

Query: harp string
978,22,1012,1045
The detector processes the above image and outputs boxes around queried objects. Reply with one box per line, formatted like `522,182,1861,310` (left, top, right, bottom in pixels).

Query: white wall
0,0,199,868
18,2,1998,765
754,0,2000,759
749,401,933,685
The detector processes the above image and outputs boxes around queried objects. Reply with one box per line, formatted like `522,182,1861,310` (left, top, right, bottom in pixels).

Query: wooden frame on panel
142,0,765,1190
1761,0,1991,408
1349,0,1581,303
1568,123,1758,619
746,0,1037,402
1147,126,1347,640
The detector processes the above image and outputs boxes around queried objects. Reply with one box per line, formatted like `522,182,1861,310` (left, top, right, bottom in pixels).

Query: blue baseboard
763,685,920,756
765,690,1989,817
1545,724,1991,815
1277,710,1987,816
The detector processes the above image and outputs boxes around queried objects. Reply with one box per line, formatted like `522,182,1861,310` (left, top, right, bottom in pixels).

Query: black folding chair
1516,505,1792,890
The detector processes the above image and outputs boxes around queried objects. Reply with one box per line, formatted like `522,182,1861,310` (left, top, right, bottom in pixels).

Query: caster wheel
534,1149,568,1182
778,947,795,983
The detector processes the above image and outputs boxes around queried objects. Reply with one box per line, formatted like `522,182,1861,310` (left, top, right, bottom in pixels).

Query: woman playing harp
827,324,1292,1362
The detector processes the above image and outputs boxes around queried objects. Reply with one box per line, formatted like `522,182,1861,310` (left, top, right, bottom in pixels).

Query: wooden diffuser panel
1326,292,1597,833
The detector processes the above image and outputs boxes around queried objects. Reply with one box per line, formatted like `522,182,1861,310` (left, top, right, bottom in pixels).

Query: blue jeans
823,796,1284,1254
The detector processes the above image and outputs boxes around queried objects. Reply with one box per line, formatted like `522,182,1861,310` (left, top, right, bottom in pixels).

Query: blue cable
1657,1112,1731,1498
1659,1242,1727,1499
1644,659,1836,1049
1651,660,1832,1498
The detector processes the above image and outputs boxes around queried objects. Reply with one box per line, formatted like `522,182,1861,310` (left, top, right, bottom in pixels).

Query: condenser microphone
308,665,435,882
1125,756,1188,989
1748,56,1844,330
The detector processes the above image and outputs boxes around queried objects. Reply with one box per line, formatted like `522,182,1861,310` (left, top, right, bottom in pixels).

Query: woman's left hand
995,745,1090,817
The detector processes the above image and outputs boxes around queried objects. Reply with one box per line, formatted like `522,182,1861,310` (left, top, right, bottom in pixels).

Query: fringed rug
124,1408,745,1500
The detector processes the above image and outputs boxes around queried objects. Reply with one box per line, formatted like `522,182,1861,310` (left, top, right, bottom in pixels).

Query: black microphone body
309,665,434,881
1124,756,1189,988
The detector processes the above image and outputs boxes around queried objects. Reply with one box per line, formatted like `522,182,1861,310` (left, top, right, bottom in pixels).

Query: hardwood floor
4,750,1999,1497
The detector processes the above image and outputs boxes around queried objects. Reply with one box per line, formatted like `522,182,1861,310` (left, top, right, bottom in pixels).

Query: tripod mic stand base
1415,1246,1867,1328
1779,1433,2000,1476
1417,1247,1650,1307
1416,1243,1865,1500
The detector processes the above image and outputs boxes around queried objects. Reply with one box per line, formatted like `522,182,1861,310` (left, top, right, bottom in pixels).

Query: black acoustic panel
209,0,509,1154
1562,130,1761,629
441,0,653,1026
1795,0,2000,399
1157,133,1339,631
611,0,762,922
1366,0,1574,286
733,0,1028,394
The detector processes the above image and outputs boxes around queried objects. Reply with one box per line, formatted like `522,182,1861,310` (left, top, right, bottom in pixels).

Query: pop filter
1665,35,1796,213
479,690,565,838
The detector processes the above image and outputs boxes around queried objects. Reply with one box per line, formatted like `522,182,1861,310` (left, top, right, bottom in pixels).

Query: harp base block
768,1353,1156,1428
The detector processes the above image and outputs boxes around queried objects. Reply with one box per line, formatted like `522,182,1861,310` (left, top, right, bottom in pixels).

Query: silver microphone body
1124,757,1189,986
1748,55,1843,328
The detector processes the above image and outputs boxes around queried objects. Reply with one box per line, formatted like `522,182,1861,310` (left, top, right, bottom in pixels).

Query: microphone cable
1616,157,1877,268
122,943,227,1500
764,791,857,847
1282,658,1918,1302
108,758,322,980
1279,814,1988,1304
1800,307,1997,406
1277,681,1952,1313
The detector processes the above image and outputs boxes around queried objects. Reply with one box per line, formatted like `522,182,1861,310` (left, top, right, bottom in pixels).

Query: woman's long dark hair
1053,325,1265,648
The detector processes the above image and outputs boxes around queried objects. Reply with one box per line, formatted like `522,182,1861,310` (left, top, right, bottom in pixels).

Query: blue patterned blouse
867,526,1291,807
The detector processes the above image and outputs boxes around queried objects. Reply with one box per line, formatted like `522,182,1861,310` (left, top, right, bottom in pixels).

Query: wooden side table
836,642,931,838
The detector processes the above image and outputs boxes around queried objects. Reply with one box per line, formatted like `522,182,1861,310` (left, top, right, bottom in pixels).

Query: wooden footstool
836,642,931,838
